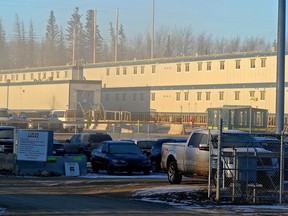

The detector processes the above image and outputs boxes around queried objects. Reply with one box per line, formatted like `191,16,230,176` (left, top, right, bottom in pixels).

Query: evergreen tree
45,11,60,66
109,22,115,61
13,14,22,68
27,20,35,67
118,24,127,61
66,7,85,65
56,27,67,65
84,9,103,63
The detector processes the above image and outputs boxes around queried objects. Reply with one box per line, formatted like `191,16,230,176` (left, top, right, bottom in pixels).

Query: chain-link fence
208,128,288,204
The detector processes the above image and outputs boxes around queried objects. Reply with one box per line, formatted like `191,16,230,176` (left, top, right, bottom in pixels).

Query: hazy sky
0,0,280,43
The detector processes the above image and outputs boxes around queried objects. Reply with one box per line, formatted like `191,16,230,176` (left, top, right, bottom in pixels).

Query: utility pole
93,9,97,64
115,7,119,62
276,0,286,134
151,0,155,59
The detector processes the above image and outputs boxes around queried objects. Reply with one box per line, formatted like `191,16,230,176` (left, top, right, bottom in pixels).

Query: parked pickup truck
161,129,279,186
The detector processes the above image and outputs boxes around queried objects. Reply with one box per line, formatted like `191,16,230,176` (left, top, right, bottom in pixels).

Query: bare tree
241,37,270,52
154,26,169,58
213,37,227,54
196,32,213,55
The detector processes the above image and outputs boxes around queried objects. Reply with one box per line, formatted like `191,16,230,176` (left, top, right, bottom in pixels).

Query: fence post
208,129,211,199
137,120,140,133
216,118,223,202
279,129,286,204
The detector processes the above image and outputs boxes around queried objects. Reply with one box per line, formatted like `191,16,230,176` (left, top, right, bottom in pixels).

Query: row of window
0,71,69,82
106,65,156,76
104,91,266,102
0,57,268,82
105,58,267,77
105,92,146,102
174,91,266,101
177,58,266,72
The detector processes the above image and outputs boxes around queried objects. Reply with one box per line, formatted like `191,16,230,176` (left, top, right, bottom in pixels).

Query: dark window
188,133,203,147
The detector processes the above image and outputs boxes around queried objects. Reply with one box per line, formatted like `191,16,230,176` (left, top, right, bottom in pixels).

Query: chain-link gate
208,121,288,204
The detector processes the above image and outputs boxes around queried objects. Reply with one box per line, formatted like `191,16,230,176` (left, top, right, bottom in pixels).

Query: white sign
65,162,80,176
17,130,48,161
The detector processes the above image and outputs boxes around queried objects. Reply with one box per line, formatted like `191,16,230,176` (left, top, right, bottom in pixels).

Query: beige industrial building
0,51,284,119
83,52,278,116
0,66,102,112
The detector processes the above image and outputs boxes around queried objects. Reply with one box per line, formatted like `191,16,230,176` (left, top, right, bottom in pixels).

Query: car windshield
53,111,65,117
109,144,142,154
212,133,261,148
0,129,14,139
138,141,156,148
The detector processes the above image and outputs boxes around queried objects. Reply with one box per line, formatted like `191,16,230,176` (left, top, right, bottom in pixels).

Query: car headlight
111,159,127,164
28,123,34,128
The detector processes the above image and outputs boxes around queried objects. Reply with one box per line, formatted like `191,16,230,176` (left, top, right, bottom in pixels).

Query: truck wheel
167,161,182,184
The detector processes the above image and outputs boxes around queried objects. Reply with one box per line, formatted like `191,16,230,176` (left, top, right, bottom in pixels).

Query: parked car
90,140,151,175
48,109,84,132
254,135,288,181
52,139,66,156
0,126,17,153
19,111,62,131
253,136,288,152
135,139,157,157
64,132,113,160
150,137,187,172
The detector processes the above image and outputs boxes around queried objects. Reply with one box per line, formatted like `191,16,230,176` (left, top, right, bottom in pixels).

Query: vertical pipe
216,118,223,202
276,0,286,134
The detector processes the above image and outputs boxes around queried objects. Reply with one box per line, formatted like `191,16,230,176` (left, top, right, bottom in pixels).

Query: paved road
0,176,198,215
0,175,288,215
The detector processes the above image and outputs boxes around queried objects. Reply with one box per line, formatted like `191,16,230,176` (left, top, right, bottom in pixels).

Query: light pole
6,79,10,109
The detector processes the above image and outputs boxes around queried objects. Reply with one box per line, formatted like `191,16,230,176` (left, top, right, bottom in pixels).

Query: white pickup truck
161,129,278,186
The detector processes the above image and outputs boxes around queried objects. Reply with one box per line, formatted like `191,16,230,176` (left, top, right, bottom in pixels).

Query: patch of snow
81,172,167,179
133,185,205,196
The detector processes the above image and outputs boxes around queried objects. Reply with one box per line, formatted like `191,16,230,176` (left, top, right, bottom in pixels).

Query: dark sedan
90,141,151,175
